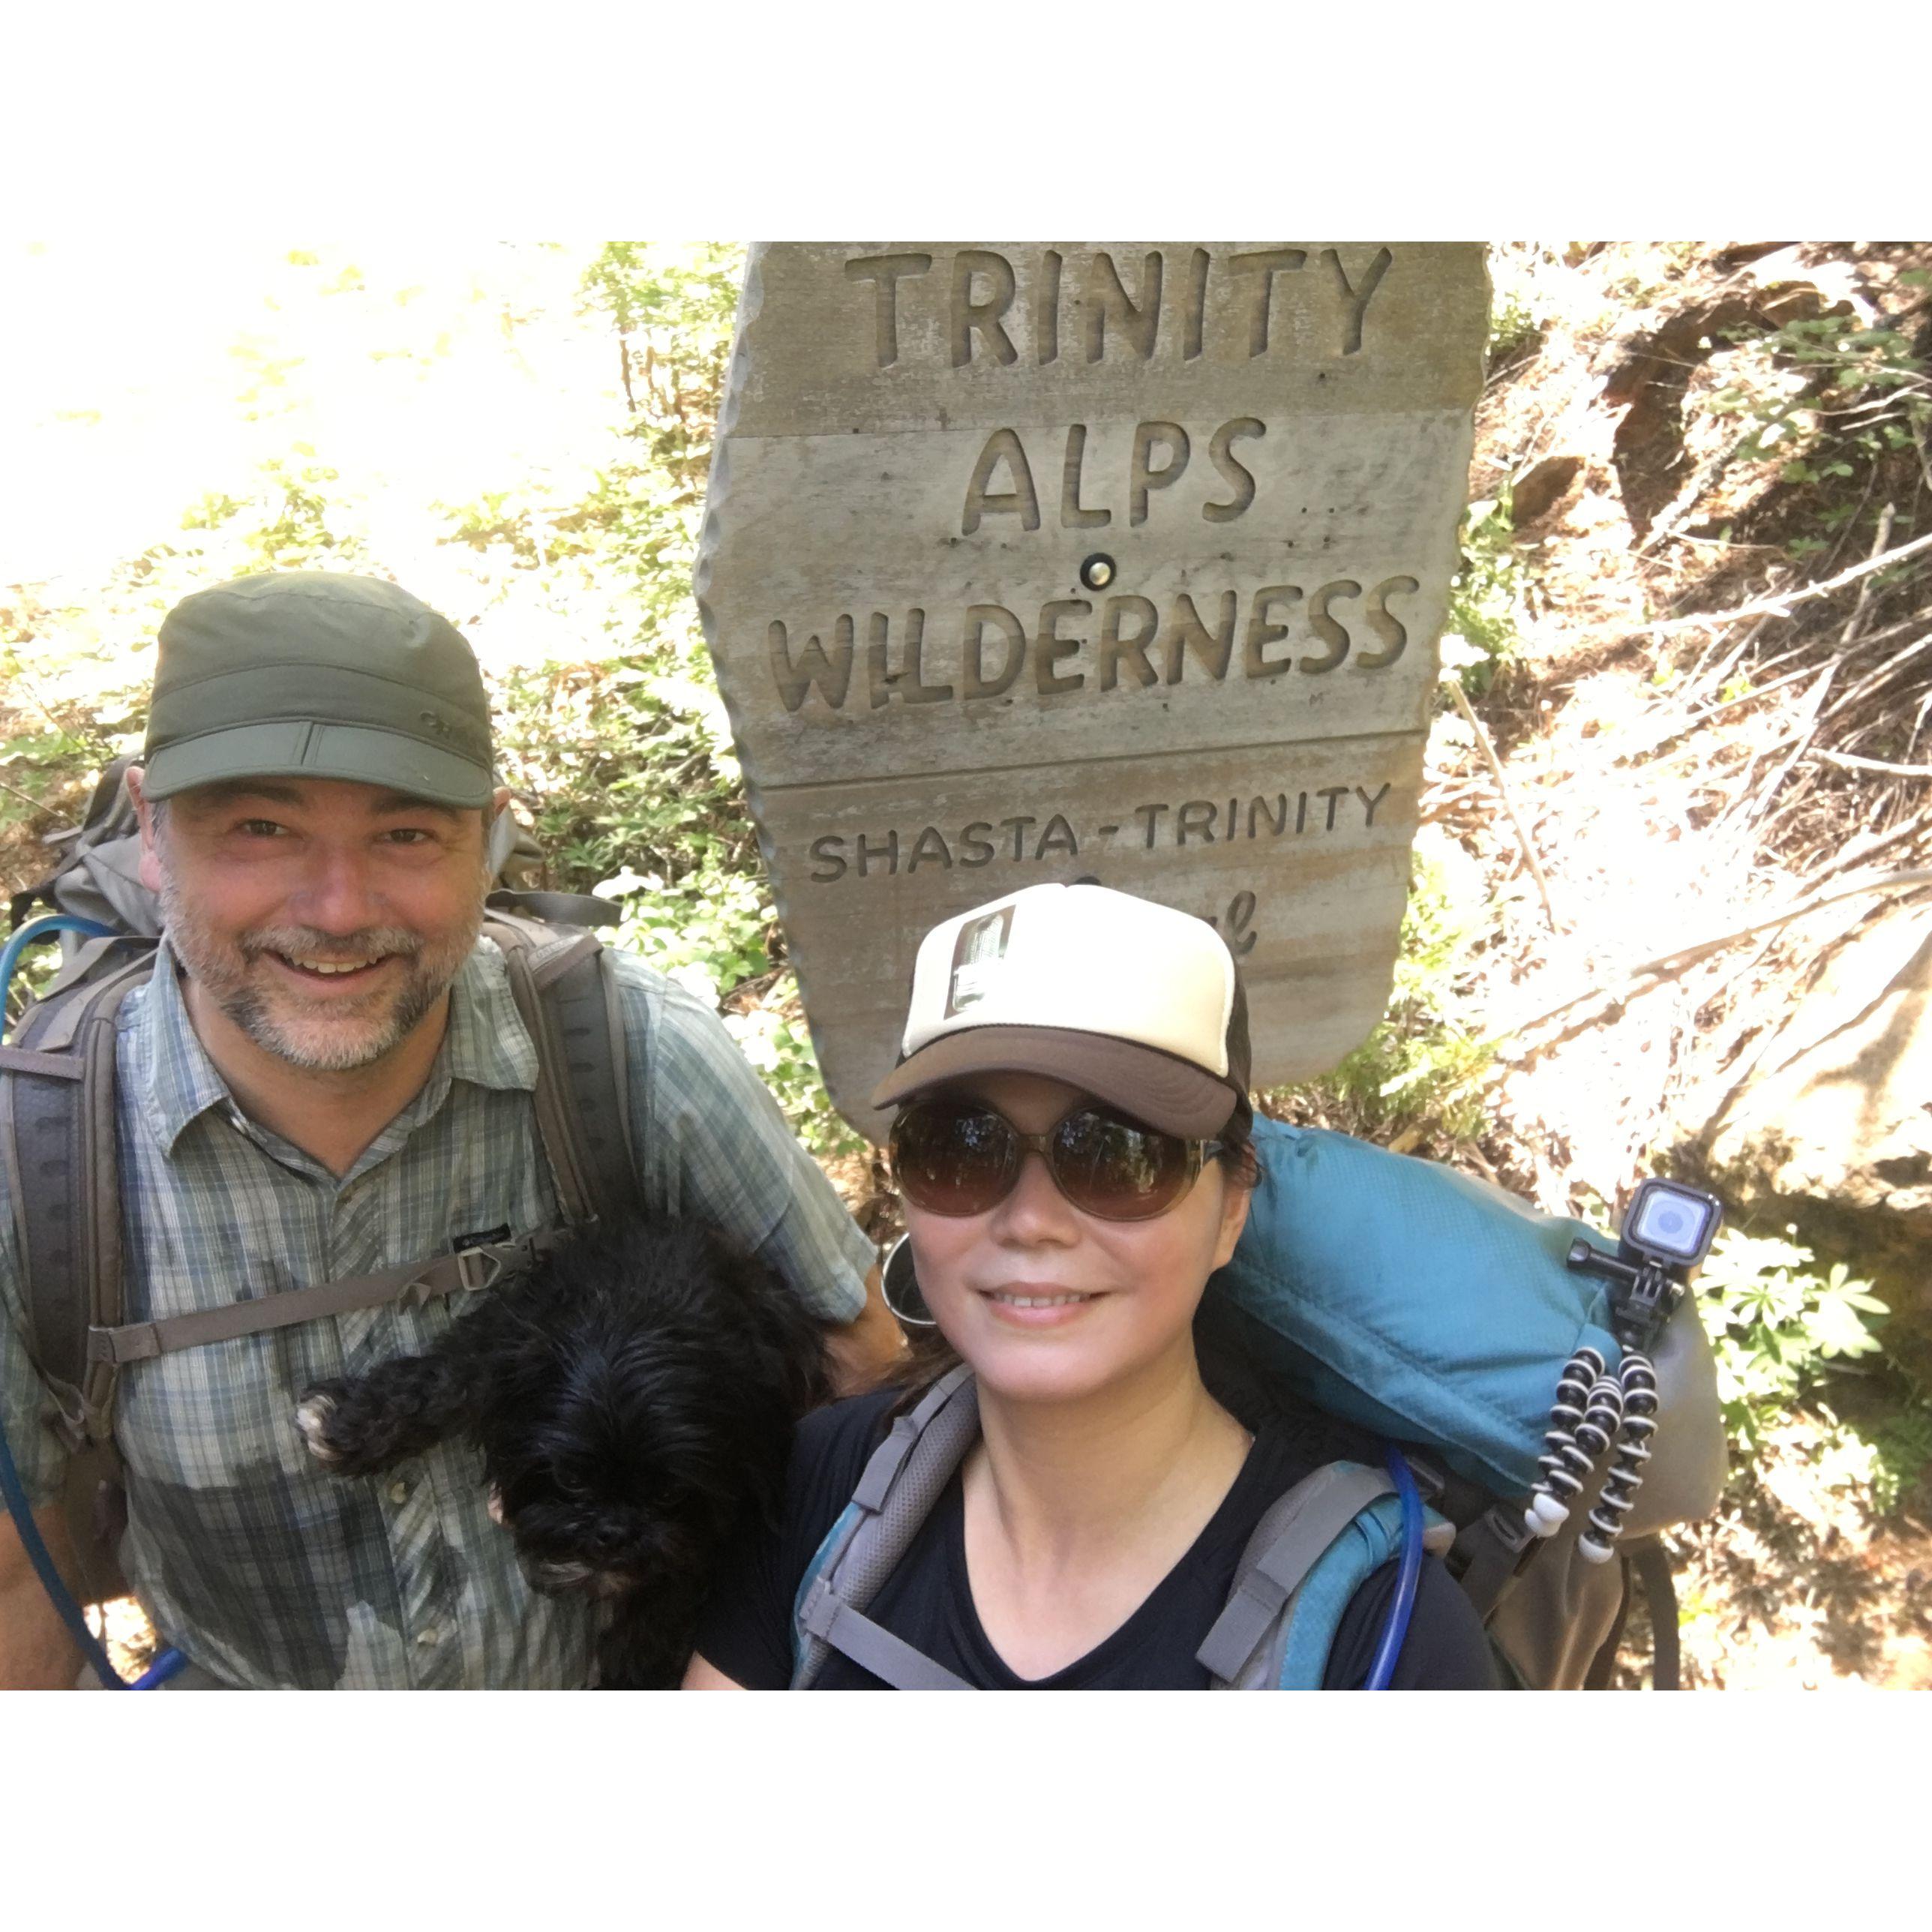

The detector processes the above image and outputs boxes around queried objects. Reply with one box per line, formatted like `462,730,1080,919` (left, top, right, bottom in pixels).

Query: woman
685,883,1495,1690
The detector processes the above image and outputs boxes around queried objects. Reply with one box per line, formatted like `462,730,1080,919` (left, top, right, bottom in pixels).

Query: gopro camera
1621,1178,1722,1272
1568,1176,1724,1352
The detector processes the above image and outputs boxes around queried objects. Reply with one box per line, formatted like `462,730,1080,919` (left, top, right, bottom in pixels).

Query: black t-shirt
694,1389,1497,1690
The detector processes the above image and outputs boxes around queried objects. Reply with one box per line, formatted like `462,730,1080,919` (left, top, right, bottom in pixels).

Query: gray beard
159,877,484,1073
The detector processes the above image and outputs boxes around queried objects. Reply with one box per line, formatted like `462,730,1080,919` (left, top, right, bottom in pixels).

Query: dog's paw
294,1390,346,1466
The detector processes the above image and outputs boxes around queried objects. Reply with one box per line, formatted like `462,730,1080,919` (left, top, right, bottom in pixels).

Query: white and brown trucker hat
870,884,1252,1138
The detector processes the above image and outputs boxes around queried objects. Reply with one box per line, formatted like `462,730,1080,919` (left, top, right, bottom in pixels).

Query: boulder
1509,454,1585,529
1703,897,1932,1372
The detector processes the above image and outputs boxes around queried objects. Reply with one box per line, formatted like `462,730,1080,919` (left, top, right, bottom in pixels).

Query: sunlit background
4,239,1930,1689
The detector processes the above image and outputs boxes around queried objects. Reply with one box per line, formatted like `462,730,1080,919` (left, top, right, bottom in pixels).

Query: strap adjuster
454,1245,507,1294
798,1575,839,1640
398,1243,509,1308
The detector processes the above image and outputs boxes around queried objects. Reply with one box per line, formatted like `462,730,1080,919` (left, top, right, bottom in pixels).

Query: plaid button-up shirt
1,936,872,1688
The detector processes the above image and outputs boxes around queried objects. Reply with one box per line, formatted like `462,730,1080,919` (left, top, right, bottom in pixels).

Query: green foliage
1446,487,1529,692
182,446,366,572
1696,1226,1888,1455
1487,290,1542,364
433,245,745,649
1484,242,1560,368
720,987,862,1158
1858,1400,1932,1516
497,658,761,950
0,648,130,1024
481,242,854,1154
0,716,112,818
1709,309,1930,562
580,242,742,492
581,242,742,365
1280,826,1496,1154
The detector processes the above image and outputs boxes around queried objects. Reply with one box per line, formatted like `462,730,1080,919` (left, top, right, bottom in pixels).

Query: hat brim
142,722,493,809
870,1024,1238,1139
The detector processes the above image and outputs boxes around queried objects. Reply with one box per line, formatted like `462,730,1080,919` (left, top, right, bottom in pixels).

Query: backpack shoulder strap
0,950,154,1448
3,916,639,1432
1198,1460,1454,1690
84,1233,562,1366
2,919,640,1461
790,1365,979,1690
484,916,638,1227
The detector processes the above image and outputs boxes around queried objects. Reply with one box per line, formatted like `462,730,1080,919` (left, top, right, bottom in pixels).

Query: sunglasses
890,1097,1225,1222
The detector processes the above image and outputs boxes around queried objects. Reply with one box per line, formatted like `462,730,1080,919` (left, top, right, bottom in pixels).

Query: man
0,571,902,1688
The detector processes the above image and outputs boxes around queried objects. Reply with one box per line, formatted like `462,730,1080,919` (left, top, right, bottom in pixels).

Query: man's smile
259,950,403,991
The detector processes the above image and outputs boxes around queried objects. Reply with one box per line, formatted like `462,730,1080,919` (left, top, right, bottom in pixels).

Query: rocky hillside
1400,241,1932,1687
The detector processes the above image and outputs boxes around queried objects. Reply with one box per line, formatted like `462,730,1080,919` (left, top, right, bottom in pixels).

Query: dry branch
1446,678,1559,931
1610,618,1930,772
1680,612,1777,710
1840,503,1897,650
1817,630,1932,727
1640,526,1932,639
1810,748,1932,779
1750,662,1838,828
1490,866,1932,1044
1805,810,1932,885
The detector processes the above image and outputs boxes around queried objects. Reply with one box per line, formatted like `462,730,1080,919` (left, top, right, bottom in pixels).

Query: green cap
141,572,494,808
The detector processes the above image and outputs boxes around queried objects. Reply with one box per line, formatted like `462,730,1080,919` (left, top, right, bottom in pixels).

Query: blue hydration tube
0,913,117,1010
1364,1443,1426,1690
1,914,187,1689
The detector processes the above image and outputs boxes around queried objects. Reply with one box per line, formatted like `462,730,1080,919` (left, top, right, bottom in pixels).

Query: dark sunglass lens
1050,1111,1190,1219
892,1105,1016,1215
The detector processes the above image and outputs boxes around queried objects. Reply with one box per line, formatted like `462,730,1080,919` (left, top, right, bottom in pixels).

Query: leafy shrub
1446,487,1529,692
1709,307,1928,562
490,647,859,1156
1862,1399,1932,1516
1275,825,1496,1155
718,987,860,1158
1696,1226,1888,1456
1483,242,1558,367
1486,290,1542,366
482,244,861,1154
0,650,132,1024
181,447,367,572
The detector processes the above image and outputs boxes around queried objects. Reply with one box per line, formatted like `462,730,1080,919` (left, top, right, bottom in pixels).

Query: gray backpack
1,761,640,1612
790,1364,1460,1691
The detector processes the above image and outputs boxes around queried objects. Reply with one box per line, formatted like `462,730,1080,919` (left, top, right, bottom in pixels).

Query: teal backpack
790,1118,1726,1690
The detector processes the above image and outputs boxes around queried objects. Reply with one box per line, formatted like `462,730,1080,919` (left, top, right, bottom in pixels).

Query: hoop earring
880,1234,938,1329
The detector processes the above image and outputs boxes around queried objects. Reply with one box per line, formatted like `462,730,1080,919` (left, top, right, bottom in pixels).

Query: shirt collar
134,940,241,1154
442,940,541,1095
134,936,539,1158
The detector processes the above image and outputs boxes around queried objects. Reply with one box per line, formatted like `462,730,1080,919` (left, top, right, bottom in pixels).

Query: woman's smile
980,1283,1103,1327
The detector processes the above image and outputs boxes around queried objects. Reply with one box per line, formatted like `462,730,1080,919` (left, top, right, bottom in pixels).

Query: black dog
294,1217,831,1687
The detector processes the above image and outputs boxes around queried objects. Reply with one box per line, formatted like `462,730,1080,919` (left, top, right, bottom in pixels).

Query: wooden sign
696,243,1489,1140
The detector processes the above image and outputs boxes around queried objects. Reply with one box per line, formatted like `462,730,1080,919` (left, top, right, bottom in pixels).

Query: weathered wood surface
696,243,1489,1139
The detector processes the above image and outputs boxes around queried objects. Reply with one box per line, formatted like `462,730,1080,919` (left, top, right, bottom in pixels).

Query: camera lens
1622,1180,1721,1270
1628,1183,1718,1262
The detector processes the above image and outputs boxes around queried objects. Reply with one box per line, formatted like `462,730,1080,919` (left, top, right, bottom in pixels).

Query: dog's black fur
295,1217,831,1687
